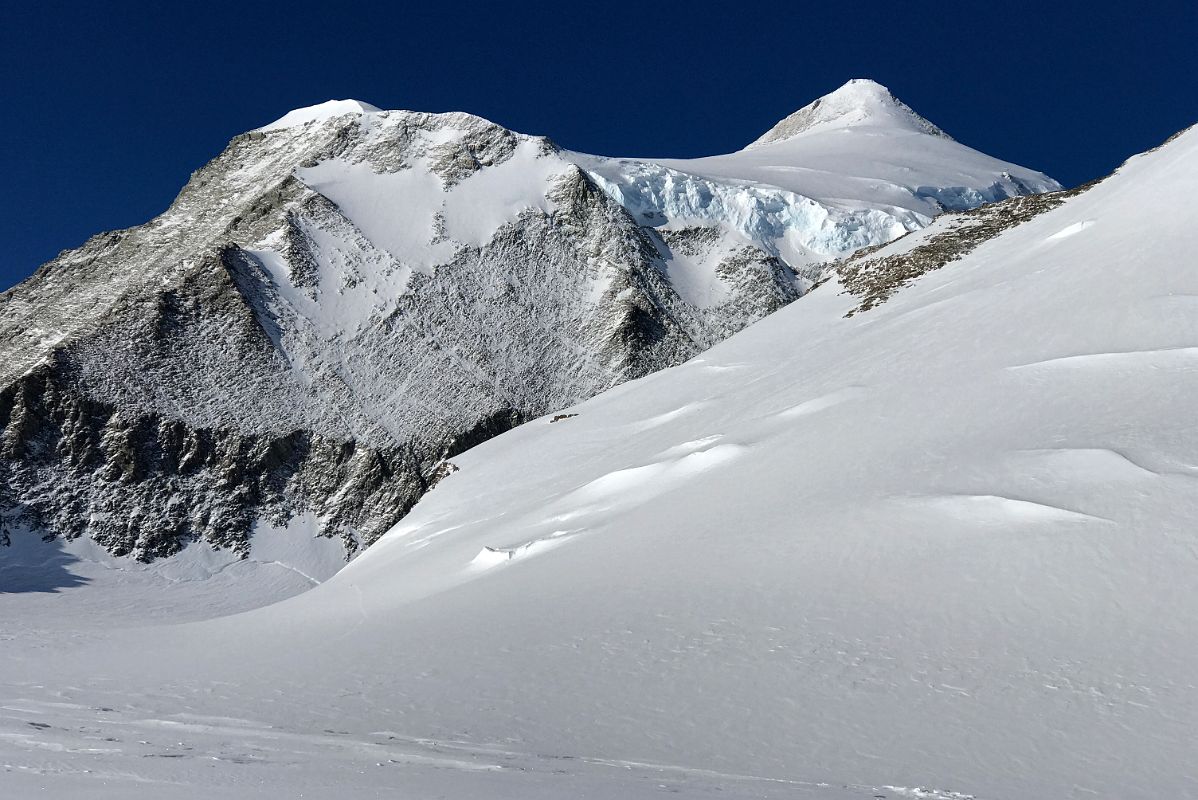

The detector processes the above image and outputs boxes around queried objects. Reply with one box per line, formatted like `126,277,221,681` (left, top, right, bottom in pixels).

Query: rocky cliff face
0,92,1058,561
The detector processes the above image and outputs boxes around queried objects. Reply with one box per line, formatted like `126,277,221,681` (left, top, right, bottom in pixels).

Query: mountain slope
0,81,1057,560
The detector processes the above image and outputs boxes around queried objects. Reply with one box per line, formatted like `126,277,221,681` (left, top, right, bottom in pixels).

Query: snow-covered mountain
0,80,1057,561
1,119,1192,799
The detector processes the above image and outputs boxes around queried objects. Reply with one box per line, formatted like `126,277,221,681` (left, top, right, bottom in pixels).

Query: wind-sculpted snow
0,81,1056,560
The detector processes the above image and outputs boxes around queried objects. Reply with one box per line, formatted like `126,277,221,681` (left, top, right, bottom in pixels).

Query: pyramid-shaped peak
258,99,383,132
747,79,950,148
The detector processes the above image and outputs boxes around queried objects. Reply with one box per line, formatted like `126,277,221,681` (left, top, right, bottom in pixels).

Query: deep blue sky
2,0,1194,290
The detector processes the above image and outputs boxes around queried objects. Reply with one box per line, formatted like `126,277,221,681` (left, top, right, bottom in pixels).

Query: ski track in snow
911,493,1114,525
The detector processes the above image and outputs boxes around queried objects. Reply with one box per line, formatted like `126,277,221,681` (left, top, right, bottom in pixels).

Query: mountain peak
747,79,950,148
825,77,893,100
258,99,382,132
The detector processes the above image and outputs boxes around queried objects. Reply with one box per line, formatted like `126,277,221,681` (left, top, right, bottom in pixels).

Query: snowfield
2,113,1195,797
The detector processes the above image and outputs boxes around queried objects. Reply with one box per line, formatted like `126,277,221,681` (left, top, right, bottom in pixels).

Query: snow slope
1,115,1193,799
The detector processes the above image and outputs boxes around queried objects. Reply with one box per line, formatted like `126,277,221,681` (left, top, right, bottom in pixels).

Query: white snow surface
258,98,382,131
1,112,1194,798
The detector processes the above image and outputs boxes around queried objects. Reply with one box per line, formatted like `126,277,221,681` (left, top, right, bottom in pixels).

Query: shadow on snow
0,532,90,593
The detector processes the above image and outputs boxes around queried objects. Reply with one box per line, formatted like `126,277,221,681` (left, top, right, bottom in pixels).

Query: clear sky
2,0,1194,290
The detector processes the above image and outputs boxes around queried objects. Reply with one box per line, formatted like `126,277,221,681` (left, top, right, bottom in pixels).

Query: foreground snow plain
4,124,1197,798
